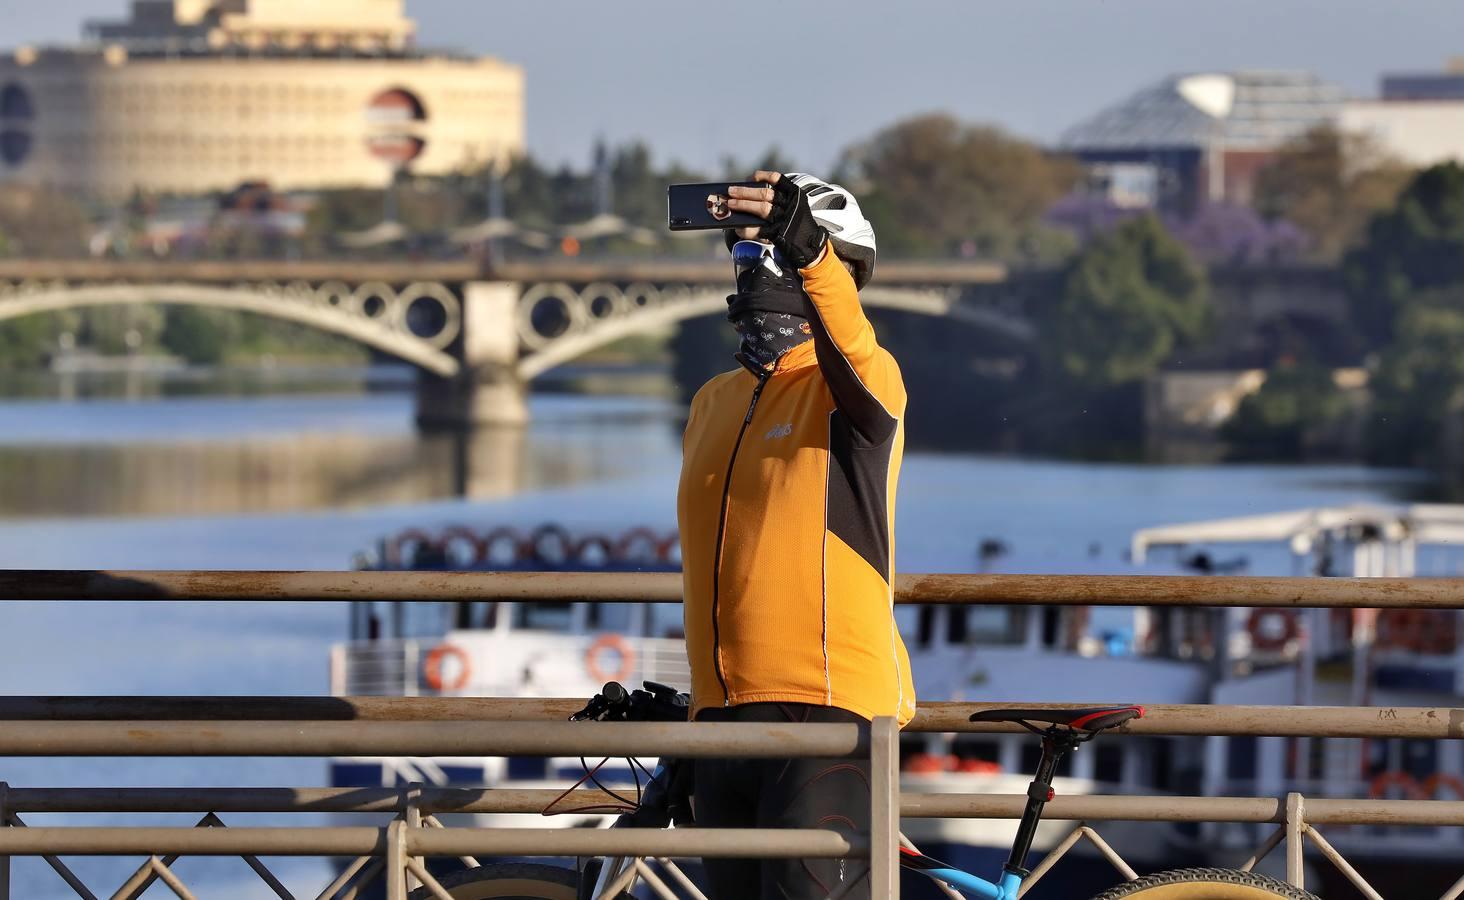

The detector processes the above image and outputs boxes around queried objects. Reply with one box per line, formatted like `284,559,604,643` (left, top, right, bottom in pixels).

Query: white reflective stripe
886,418,904,717
822,412,833,706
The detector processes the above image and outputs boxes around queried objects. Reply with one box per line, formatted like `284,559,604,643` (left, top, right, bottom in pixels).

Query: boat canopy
1131,503,1464,563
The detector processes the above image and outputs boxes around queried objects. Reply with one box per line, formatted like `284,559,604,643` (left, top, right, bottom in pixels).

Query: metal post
1285,792,1304,890
0,782,9,900
869,716,898,899
386,819,407,900
402,783,422,892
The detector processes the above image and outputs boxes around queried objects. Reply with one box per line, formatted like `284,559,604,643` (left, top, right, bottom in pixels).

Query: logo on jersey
763,423,793,440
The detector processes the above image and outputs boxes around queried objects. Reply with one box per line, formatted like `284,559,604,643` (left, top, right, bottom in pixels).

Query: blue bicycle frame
919,865,1023,899
899,726,1082,899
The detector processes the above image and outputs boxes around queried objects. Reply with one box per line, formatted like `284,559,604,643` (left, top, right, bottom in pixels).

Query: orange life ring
1247,609,1299,652
585,634,636,684
1420,773,1464,800
1368,771,1425,801
423,644,471,693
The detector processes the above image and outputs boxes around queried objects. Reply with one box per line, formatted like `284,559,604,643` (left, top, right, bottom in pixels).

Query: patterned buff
726,241,814,372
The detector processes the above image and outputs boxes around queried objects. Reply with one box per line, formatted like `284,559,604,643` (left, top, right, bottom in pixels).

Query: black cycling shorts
693,702,870,900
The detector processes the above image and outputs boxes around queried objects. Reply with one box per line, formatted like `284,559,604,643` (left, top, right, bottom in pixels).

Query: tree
1365,287,1464,467
1045,215,1209,388
161,306,243,365
839,114,1080,261
0,312,69,369
1344,162,1464,344
1220,360,1349,460
1254,125,1411,263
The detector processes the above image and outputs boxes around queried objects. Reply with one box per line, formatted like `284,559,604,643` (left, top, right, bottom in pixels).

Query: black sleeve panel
806,303,899,446
826,409,894,582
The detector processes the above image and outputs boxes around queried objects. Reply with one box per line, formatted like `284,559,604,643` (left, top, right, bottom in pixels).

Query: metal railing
8,569,1464,607
0,570,1462,899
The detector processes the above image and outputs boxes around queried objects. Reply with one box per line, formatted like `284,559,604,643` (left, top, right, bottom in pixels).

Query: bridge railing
0,571,1462,899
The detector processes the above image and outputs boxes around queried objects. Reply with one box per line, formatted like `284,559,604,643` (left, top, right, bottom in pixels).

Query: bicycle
410,683,1317,899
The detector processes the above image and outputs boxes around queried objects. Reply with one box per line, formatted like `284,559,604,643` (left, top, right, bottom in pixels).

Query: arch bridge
0,259,1033,427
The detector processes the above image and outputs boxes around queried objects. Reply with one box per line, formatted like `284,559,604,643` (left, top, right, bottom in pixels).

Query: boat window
916,606,934,648
968,607,1024,644
1094,741,1124,784
1228,736,1257,781
1021,741,1072,777
586,602,633,633
946,608,968,644
648,603,684,638
512,602,574,632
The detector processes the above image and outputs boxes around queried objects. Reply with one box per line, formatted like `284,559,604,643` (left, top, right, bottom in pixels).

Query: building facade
0,0,523,199
1340,60,1464,169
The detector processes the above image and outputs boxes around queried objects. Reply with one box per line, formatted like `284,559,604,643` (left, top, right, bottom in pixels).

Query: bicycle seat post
1003,728,1082,880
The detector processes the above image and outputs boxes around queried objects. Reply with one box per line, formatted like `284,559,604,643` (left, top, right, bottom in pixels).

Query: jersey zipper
710,370,771,705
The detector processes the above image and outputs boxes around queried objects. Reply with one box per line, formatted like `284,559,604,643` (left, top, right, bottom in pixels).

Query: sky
9,0,1464,174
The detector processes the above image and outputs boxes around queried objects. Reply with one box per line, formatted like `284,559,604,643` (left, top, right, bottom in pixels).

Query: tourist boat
327,507,1464,896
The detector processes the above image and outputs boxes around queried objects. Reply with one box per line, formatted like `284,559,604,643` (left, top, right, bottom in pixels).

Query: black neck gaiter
726,248,813,373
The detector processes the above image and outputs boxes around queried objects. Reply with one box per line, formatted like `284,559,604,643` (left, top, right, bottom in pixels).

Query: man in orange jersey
677,170,915,899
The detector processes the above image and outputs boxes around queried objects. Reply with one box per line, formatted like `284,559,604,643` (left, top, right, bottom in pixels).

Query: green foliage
0,312,71,369
1254,126,1410,263
160,306,243,364
840,114,1080,261
80,305,166,355
1344,162,1464,343
1365,287,1464,467
1046,215,1209,388
1220,361,1349,460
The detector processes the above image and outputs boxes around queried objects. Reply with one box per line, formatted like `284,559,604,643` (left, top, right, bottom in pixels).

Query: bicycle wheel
1090,867,1318,899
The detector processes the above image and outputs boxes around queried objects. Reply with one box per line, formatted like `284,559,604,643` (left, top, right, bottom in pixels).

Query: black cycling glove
760,176,828,269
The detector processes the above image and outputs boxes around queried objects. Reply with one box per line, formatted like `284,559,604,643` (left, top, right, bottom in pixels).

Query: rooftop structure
86,0,418,55
0,0,522,198
1060,72,1349,213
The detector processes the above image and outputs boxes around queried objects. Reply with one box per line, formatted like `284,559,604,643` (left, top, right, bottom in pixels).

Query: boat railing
330,633,694,698
2,570,1464,899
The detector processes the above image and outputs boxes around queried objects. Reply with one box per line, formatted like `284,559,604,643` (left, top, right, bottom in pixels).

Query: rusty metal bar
0,720,863,758
1079,825,1138,881
653,858,711,900
147,856,198,900
384,820,406,900
7,570,1464,608
0,784,7,900
1286,793,1305,889
10,787,1464,825
403,858,453,900
1017,824,1086,897
0,826,861,859
1304,824,1384,900
421,815,478,870
3,815,98,900
631,859,678,900
0,257,1012,287
1239,824,1285,872
4,697,1459,739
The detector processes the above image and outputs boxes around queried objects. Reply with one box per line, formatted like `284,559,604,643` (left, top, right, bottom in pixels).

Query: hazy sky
10,1,1464,174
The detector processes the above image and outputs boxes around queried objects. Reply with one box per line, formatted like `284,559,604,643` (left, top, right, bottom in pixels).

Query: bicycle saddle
969,705,1145,732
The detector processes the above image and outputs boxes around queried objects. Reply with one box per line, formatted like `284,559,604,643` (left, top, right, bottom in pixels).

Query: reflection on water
0,383,680,518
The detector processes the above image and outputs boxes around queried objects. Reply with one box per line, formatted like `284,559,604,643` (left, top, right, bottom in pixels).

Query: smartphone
667,181,767,231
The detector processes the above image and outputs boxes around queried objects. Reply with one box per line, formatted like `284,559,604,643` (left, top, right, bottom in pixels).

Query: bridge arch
515,282,1035,381
0,280,462,376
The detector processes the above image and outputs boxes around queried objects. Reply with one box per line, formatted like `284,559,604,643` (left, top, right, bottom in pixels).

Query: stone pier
415,280,529,429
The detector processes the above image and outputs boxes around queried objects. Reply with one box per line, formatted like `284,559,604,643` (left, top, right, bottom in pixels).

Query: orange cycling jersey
677,246,916,726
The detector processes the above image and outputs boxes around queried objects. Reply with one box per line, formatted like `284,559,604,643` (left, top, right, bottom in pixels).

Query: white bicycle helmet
724,173,878,289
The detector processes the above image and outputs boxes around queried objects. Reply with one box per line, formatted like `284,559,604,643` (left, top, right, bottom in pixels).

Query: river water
0,373,1429,898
